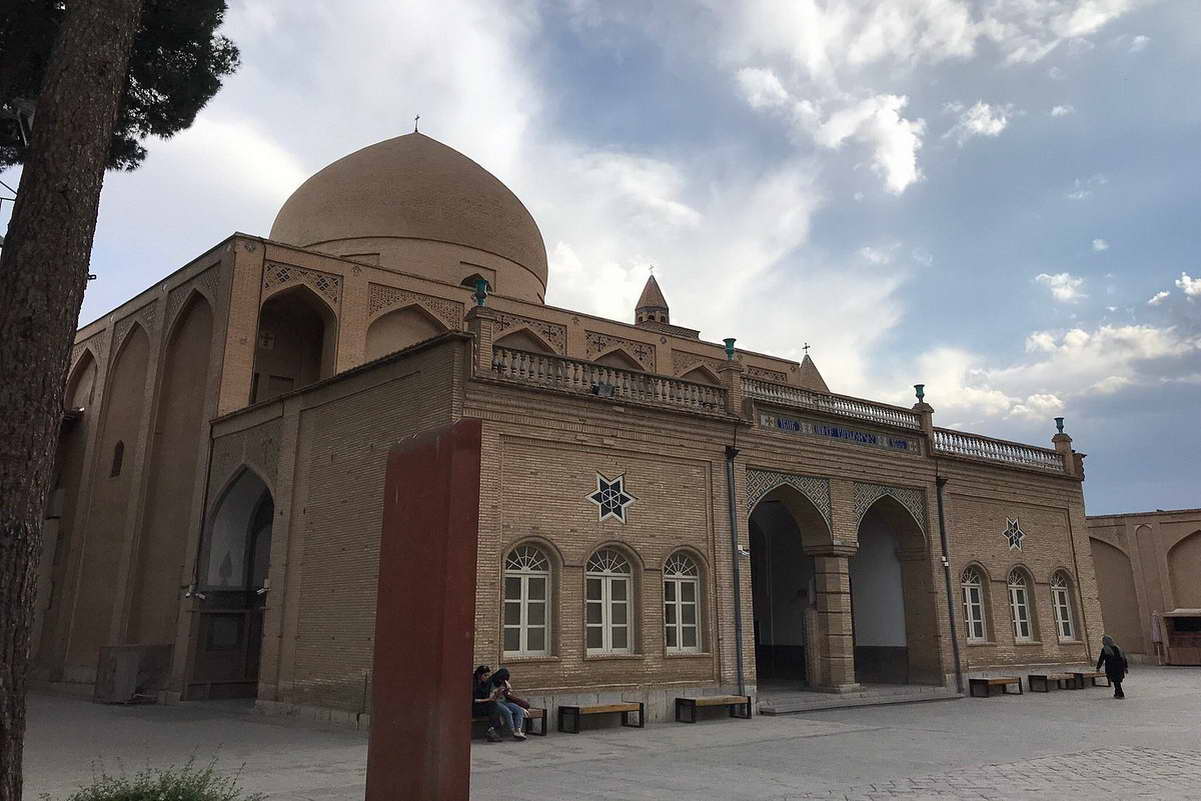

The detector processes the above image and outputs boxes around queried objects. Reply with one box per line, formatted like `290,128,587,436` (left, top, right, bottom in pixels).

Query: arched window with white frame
961,566,987,642
664,552,701,653
503,544,551,656
1008,568,1034,642
585,549,633,654
1050,571,1076,641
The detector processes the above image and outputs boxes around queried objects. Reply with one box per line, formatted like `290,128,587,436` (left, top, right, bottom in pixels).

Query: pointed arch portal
748,483,831,686
188,468,274,699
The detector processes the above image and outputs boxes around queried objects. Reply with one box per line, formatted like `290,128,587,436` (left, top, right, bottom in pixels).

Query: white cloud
911,248,934,266
1065,173,1107,200
1051,104,1075,117
893,323,1201,426
736,66,791,109
1035,272,1086,302
1092,238,1109,251
1009,392,1065,420
814,94,925,194
1090,375,1131,394
1147,291,1170,306
943,101,1015,146
858,246,891,265
1176,273,1201,298
1129,35,1151,52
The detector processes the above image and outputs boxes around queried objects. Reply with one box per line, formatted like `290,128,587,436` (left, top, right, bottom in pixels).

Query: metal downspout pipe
935,476,964,694
725,444,746,696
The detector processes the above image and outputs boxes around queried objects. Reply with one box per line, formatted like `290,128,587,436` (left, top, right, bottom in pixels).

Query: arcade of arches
1087,509,1201,663
749,481,940,691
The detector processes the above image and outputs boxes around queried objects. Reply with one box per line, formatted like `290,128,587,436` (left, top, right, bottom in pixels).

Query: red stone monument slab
365,419,482,801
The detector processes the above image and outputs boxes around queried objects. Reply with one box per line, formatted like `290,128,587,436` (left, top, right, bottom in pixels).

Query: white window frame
961,567,987,642
1008,569,1033,642
664,552,701,654
1050,572,1075,641
503,545,551,657
585,549,633,655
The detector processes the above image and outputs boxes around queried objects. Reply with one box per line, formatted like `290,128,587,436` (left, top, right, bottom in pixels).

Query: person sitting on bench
472,665,503,742
489,667,529,741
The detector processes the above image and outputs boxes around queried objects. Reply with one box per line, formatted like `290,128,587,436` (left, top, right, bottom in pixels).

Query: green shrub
57,758,265,801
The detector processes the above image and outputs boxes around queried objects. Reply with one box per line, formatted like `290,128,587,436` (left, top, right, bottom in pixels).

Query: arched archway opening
188,468,274,699
252,286,336,403
748,484,831,687
365,304,447,361
1169,531,1201,610
1089,538,1144,653
35,351,100,667
851,496,938,684
132,292,213,645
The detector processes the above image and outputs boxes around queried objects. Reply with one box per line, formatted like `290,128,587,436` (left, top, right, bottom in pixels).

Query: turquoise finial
473,278,488,307
723,338,736,360
1054,416,1065,434
914,384,925,402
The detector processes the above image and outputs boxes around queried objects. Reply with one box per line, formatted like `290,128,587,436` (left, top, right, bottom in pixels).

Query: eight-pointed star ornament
1003,518,1025,550
587,472,637,523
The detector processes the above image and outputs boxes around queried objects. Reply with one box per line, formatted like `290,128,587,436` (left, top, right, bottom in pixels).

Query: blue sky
3,0,1197,514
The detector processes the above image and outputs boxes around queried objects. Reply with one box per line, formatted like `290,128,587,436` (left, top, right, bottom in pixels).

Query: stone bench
557,702,644,734
1028,673,1079,692
675,695,753,723
1072,671,1112,688
968,676,1023,697
472,706,547,736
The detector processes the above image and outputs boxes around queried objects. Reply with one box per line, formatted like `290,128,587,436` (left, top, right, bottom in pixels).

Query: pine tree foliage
0,0,239,170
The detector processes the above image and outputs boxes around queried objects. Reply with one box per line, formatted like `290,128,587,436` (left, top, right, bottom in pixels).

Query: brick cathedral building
36,132,1102,721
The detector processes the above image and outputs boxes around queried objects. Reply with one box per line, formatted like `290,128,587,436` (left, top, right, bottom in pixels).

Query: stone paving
23,666,1201,800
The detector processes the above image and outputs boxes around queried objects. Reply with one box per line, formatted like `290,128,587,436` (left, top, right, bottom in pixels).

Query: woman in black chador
1096,635,1129,698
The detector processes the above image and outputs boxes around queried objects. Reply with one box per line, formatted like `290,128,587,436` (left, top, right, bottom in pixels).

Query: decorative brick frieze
166,266,222,332
853,481,927,533
746,469,832,528
495,311,567,354
263,261,342,308
367,282,464,331
586,331,656,372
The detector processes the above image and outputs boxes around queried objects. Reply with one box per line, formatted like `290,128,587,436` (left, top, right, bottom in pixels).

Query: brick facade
35,134,1101,724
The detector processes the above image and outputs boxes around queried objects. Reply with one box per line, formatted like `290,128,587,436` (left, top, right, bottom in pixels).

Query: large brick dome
270,133,548,300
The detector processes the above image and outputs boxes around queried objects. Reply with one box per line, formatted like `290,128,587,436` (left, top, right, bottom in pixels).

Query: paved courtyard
24,666,1201,800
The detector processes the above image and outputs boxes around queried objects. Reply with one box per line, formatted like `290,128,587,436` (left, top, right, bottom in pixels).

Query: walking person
489,667,529,740
1096,635,1129,698
472,665,503,742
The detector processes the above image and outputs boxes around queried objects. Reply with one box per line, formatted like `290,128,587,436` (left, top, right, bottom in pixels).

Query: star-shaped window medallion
1003,518,1025,550
587,472,636,523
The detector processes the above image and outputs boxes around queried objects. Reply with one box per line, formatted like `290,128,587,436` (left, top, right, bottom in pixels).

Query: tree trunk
0,1,144,798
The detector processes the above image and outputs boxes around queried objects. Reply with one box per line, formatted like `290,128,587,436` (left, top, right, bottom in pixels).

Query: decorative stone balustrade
489,346,728,414
931,429,1066,472
743,378,922,430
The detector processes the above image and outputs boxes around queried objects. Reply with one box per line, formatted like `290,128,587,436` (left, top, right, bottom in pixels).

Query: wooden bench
675,695,753,723
1072,671,1111,688
472,706,547,736
557,702,644,734
969,676,1023,697
1027,672,1079,692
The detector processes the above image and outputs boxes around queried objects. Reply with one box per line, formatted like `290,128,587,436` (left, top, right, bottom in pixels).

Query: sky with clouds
3,0,1198,515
